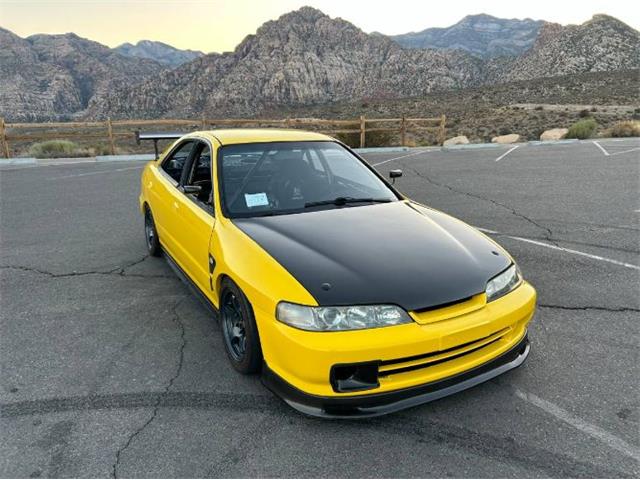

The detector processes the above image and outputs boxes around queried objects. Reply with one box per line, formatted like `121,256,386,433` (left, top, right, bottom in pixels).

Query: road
1,138,639,477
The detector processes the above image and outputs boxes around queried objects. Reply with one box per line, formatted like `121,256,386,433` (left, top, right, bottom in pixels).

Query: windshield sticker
245,192,269,208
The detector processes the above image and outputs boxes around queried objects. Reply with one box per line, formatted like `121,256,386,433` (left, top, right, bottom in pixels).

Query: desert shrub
566,118,598,139
29,140,90,158
88,143,114,156
498,127,512,135
632,108,640,120
578,109,591,118
534,105,544,111
590,107,597,112
608,120,640,138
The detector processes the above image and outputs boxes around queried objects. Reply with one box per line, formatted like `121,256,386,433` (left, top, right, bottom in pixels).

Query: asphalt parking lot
1,138,639,477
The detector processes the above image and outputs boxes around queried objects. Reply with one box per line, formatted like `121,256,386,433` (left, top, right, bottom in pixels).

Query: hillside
115,40,203,67
391,14,544,58
0,28,164,121
270,70,640,144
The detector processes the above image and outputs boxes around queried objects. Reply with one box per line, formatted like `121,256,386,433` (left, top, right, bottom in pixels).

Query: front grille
378,328,510,377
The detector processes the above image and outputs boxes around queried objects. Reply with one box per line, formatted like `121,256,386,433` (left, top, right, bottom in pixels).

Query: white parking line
494,145,520,162
49,165,144,180
371,150,428,167
476,228,640,270
592,141,610,156
515,389,640,462
610,147,640,157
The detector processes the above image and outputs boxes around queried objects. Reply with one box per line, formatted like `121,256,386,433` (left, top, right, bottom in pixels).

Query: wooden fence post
359,115,366,148
285,117,292,129
0,118,9,159
437,114,446,145
400,116,406,147
201,115,207,130
106,117,116,155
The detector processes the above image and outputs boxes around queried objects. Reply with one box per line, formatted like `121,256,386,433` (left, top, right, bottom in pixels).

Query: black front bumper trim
261,333,530,418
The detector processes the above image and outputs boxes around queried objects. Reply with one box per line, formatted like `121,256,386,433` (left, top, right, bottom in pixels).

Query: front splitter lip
261,333,530,419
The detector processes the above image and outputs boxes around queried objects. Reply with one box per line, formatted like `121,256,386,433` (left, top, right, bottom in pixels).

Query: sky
1,0,638,53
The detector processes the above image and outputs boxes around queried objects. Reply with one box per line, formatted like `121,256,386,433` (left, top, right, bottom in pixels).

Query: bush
498,127,512,135
608,121,640,138
30,140,80,158
578,109,591,118
27,140,108,158
566,118,598,139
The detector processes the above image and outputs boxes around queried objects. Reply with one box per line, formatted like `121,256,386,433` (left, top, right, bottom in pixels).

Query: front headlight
276,302,413,331
486,264,522,302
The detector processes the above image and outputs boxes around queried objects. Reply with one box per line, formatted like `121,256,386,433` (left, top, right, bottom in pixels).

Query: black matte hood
233,201,511,311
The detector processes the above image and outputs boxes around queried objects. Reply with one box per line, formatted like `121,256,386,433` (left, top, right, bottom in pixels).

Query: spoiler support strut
135,131,184,159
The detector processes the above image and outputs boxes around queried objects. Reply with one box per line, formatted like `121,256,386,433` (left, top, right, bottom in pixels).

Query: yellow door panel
171,193,215,300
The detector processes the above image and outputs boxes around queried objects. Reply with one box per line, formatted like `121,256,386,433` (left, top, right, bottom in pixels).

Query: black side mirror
180,185,202,195
389,169,403,184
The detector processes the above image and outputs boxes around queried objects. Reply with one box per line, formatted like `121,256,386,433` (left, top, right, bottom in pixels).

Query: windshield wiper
304,197,392,208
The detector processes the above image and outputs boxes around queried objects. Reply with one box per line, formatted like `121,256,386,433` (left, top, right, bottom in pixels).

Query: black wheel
220,279,262,374
144,207,161,257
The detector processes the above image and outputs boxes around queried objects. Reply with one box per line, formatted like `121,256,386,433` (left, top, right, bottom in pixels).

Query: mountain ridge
0,28,165,121
391,14,546,58
115,40,204,67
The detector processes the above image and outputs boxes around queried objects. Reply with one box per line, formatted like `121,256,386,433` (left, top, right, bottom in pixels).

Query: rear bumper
262,333,530,418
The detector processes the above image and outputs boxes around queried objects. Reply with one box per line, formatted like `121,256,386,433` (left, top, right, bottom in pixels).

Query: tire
220,279,263,374
144,207,162,257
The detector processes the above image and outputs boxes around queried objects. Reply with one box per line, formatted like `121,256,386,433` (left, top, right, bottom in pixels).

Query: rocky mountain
1,8,638,122
391,14,545,58
90,7,484,119
0,28,165,121
492,14,640,82
115,40,203,67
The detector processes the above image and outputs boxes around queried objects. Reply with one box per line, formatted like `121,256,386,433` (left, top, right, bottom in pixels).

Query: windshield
218,141,398,217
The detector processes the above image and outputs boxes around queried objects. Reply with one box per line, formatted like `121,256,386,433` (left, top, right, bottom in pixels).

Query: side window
321,148,380,191
161,141,194,183
185,142,214,209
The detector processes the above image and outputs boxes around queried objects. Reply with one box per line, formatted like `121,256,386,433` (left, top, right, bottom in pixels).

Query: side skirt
161,247,219,320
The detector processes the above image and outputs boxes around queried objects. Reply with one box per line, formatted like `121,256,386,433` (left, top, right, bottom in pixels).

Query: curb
96,154,155,162
528,139,580,146
0,157,37,166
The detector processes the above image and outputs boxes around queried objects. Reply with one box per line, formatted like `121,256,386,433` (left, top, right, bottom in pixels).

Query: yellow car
138,129,536,418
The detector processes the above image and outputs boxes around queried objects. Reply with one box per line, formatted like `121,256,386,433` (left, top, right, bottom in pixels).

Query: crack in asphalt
111,296,187,479
538,304,640,313
0,255,174,280
404,165,557,245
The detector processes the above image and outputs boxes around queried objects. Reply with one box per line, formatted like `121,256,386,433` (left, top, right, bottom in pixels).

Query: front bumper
263,333,530,418
255,282,535,399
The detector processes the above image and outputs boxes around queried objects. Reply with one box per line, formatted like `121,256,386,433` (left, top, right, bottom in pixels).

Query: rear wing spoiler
135,131,184,159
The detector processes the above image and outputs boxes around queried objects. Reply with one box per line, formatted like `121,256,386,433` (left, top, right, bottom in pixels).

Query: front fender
212,216,317,317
